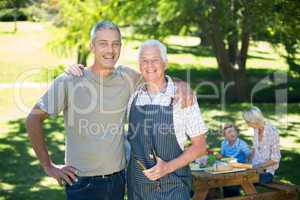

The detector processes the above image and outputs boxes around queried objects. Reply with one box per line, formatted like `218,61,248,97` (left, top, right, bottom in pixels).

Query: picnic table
192,169,299,200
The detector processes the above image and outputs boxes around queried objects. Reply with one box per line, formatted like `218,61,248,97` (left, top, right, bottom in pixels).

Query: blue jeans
65,170,125,200
223,186,240,197
259,172,273,184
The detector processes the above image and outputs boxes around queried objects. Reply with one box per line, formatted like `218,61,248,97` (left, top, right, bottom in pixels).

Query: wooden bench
212,182,299,200
192,170,299,200
192,169,259,200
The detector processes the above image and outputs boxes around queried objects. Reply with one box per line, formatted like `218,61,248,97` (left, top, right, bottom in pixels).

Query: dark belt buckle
99,170,122,179
100,175,107,178
98,173,112,179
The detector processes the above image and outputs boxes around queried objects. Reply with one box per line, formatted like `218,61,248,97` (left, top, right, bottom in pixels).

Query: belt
97,170,122,178
81,170,123,179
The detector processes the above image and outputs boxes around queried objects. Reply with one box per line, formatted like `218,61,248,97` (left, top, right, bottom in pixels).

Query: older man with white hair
126,40,207,200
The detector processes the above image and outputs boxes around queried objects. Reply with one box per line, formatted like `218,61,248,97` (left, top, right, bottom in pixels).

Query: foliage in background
0,8,28,21
50,0,107,66
42,0,300,102
105,0,299,101
0,0,32,31
0,0,299,102
41,64,65,81
266,0,300,77
23,1,59,22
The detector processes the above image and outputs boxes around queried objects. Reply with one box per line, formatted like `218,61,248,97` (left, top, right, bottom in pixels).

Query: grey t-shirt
38,66,141,176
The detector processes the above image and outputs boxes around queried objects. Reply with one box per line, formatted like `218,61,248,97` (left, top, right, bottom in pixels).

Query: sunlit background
0,0,299,199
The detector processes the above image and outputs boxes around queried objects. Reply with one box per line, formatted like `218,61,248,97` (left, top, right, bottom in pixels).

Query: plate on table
189,163,211,172
207,167,246,175
206,161,248,174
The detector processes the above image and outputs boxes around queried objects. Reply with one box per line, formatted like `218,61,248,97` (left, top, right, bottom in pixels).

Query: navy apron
127,94,192,200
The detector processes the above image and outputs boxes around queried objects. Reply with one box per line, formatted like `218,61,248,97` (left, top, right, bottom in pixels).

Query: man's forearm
167,142,206,173
26,112,52,169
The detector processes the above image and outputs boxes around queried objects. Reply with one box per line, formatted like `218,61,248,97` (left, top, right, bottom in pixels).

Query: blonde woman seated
243,107,281,184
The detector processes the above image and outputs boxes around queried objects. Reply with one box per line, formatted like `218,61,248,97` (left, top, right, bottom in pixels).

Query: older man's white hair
243,106,265,125
138,39,168,62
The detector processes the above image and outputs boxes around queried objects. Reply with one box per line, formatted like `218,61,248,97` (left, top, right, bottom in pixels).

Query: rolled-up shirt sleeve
241,141,252,157
37,74,68,117
183,96,208,137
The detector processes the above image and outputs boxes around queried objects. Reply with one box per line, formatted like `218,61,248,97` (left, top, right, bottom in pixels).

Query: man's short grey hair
138,39,168,62
90,20,121,41
243,106,265,125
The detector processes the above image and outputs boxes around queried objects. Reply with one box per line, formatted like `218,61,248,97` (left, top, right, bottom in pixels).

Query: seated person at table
216,124,252,197
243,107,281,184
217,124,251,163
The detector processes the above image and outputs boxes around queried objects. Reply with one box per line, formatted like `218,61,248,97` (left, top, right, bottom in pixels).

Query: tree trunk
198,32,210,47
239,31,249,72
207,1,248,102
77,45,89,66
13,8,18,33
230,28,249,102
235,4,252,101
227,0,238,65
228,29,238,65
232,69,247,101
238,12,251,73
209,3,234,82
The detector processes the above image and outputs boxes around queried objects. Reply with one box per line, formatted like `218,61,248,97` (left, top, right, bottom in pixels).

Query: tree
0,0,31,32
50,0,106,65
106,0,283,101
269,0,300,75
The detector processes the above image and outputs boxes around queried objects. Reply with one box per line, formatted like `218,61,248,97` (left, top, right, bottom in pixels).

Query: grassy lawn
0,22,74,83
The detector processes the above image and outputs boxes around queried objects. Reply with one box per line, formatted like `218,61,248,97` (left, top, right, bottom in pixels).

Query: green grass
0,117,66,200
0,86,299,199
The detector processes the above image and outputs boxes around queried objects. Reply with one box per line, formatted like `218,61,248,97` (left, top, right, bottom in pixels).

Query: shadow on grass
0,108,299,199
166,64,300,103
0,117,66,200
247,54,276,61
167,64,288,82
276,149,300,185
167,44,214,57
0,31,16,35
167,45,275,61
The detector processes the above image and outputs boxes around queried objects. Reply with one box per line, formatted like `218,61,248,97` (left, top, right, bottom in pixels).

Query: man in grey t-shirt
26,20,192,200
26,20,139,200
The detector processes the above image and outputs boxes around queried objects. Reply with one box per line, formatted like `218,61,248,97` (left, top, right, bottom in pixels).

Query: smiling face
224,127,238,144
90,28,121,69
139,45,166,83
